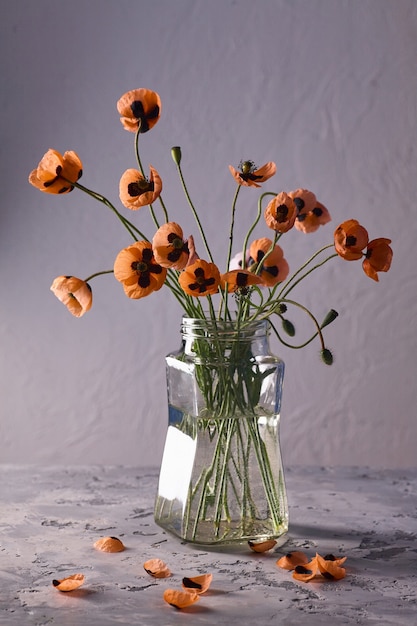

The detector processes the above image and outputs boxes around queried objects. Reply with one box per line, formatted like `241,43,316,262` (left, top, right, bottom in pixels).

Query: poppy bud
321,309,339,329
282,318,295,337
320,348,333,365
171,146,182,165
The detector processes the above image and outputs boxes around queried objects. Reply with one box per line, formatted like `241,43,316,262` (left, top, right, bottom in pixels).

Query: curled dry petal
248,539,277,553
276,551,309,570
94,536,125,552
182,573,213,593
292,555,320,582
52,573,85,591
163,588,200,609
316,553,346,580
143,558,171,578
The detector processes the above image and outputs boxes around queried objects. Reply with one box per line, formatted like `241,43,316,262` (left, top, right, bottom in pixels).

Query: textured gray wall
1,0,416,467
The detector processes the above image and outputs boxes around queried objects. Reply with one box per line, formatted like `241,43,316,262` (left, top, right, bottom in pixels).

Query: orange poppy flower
264,192,297,233
119,166,162,209
52,574,85,592
220,269,264,293
113,241,167,299
29,149,82,194
94,536,125,552
163,589,200,609
143,558,171,578
50,276,92,318
287,189,331,233
248,238,289,286
276,551,309,570
229,160,276,188
152,222,194,270
362,238,393,281
334,219,369,260
182,573,213,594
295,201,331,233
248,539,277,553
117,88,161,133
178,260,220,297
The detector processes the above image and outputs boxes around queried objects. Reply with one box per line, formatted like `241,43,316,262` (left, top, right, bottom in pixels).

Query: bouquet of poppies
29,88,392,365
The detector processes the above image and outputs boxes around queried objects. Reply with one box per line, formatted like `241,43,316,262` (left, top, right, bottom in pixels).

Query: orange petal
248,539,277,553
292,556,320,582
52,574,85,592
143,558,171,578
276,550,309,570
182,573,213,593
163,589,199,609
316,553,347,580
94,536,125,552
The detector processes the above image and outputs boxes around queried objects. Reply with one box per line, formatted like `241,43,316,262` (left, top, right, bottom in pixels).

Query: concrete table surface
0,465,416,626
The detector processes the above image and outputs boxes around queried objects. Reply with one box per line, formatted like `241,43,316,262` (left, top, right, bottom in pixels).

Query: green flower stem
67,179,147,242
241,192,276,270
134,127,167,228
278,245,336,299
84,269,114,282
174,161,214,264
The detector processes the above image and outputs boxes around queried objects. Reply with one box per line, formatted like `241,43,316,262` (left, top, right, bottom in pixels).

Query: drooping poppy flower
229,160,276,188
143,558,171,578
94,536,125,553
276,551,309,570
119,166,162,209
248,238,289,286
163,589,200,609
178,259,220,297
264,192,297,233
50,276,92,318
362,238,393,281
52,574,85,592
248,539,277,553
220,269,264,293
117,88,161,133
334,219,369,260
182,573,213,594
114,241,167,299
29,149,83,194
152,222,195,270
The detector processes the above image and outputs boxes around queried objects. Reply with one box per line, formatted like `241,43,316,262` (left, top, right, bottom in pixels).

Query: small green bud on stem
320,348,334,365
282,318,295,337
171,146,182,166
321,309,339,329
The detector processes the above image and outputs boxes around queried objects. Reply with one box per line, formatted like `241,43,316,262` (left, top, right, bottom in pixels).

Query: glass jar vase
154,317,288,545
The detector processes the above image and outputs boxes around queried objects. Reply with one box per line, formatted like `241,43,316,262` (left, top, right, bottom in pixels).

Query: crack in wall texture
0,0,416,467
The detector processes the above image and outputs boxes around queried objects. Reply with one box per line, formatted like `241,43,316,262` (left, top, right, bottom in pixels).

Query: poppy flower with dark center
152,222,196,270
264,192,297,233
113,241,167,299
334,219,369,260
178,260,220,297
29,149,83,194
248,238,289,287
295,201,332,233
220,269,264,293
288,188,317,216
117,88,161,133
363,238,393,281
119,166,162,209
229,160,276,188
50,276,92,317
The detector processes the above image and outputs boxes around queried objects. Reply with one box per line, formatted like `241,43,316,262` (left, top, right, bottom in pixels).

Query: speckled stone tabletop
0,465,416,626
